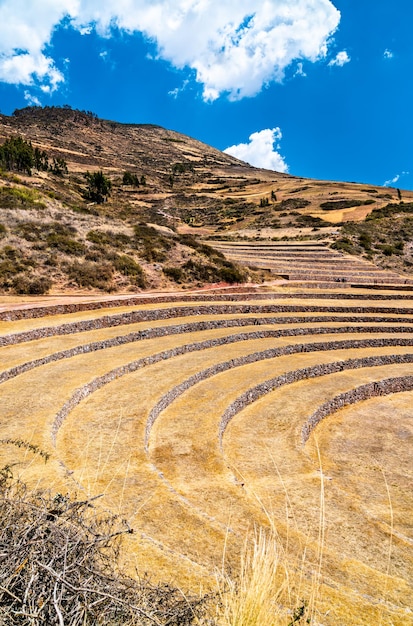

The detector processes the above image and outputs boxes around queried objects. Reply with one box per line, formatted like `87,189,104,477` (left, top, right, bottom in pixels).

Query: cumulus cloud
328,50,350,67
0,0,341,100
224,128,289,172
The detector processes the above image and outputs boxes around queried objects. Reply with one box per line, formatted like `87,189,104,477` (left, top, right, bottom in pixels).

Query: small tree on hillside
122,171,140,186
84,170,112,203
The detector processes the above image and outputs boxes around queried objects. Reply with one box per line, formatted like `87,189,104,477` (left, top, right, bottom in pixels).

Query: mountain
1,106,412,294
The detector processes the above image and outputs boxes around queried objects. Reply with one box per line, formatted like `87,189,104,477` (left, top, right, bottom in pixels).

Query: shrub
296,215,329,227
163,266,184,282
11,274,51,294
172,162,194,174
320,199,375,211
46,233,86,256
113,255,146,288
274,198,311,211
216,264,245,283
0,186,45,210
134,223,173,261
331,239,356,254
0,224,6,239
67,261,114,290
0,247,34,287
178,234,225,259
358,233,372,250
15,221,47,242
87,230,131,248
377,244,396,256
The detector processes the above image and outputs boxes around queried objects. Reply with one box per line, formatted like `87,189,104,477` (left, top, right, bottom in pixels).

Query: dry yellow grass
1,287,413,624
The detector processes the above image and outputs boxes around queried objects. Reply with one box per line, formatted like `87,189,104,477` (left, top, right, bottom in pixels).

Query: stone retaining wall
3,291,413,322
2,303,413,347
301,376,413,443
144,345,413,446
218,357,413,446
47,334,413,448
3,320,413,386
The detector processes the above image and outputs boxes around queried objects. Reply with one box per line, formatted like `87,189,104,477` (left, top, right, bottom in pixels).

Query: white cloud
328,50,350,67
224,128,289,172
384,171,409,187
0,0,341,100
24,90,42,106
383,49,394,59
294,62,307,78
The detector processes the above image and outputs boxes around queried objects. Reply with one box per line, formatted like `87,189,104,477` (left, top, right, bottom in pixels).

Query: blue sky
0,0,411,189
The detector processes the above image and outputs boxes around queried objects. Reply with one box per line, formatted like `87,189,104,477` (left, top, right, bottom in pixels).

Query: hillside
1,107,413,625
1,105,413,295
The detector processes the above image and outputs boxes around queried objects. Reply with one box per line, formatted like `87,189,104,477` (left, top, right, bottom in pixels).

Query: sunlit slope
1,287,413,625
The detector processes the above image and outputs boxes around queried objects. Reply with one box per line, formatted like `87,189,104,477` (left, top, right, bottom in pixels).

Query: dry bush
0,464,213,626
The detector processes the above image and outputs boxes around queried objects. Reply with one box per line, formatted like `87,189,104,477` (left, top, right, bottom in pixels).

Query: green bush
296,215,329,227
172,162,194,174
0,224,6,239
67,261,114,290
182,259,244,284
0,247,34,287
113,255,146,287
358,233,372,250
216,264,244,283
163,266,184,282
134,223,173,262
87,230,131,248
331,239,356,254
46,234,86,256
11,274,51,294
274,198,311,211
377,244,396,256
0,186,45,210
320,199,375,211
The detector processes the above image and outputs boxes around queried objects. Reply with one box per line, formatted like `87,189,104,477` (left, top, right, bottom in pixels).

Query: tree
0,136,34,174
0,135,67,176
33,147,49,171
122,171,140,186
50,157,68,176
84,170,112,203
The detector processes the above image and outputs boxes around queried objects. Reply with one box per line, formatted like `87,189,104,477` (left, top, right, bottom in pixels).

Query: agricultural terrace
1,265,413,624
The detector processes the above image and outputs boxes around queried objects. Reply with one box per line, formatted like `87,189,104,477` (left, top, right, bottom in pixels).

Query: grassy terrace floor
0,286,412,625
